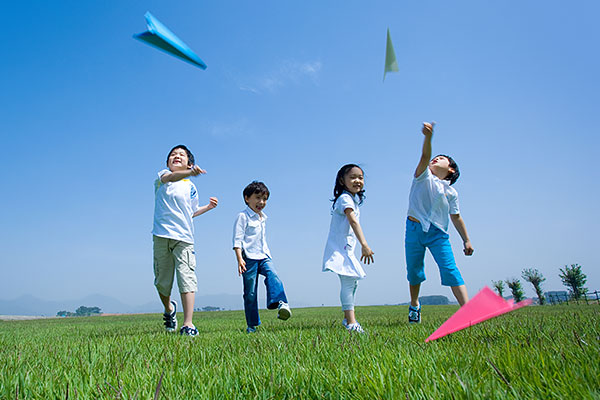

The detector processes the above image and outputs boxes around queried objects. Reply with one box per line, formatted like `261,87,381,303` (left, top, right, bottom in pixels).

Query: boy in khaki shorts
152,145,218,336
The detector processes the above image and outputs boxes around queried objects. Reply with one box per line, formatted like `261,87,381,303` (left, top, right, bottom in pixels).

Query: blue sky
1,1,598,310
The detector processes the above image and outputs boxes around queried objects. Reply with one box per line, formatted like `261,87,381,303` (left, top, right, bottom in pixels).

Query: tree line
56,306,102,317
491,263,589,304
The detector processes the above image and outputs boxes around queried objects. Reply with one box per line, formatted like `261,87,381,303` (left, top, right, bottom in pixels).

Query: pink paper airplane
425,286,532,342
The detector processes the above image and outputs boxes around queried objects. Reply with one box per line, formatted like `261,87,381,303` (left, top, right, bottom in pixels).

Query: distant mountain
0,293,247,316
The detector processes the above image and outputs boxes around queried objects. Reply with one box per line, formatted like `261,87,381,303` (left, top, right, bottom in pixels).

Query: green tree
506,278,525,302
522,268,546,305
559,264,588,300
492,280,505,297
75,306,102,317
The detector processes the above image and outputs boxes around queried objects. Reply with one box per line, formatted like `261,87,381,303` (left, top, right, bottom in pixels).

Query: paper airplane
133,12,207,70
425,286,532,342
383,28,399,81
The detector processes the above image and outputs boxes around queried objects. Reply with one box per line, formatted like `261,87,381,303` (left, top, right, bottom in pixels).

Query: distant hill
398,295,453,306
0,293,246,316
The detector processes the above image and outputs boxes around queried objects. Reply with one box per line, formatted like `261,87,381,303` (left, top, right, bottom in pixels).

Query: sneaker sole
277,308,291,320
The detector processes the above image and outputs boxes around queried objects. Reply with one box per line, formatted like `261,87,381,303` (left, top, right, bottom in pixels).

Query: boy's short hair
436,154,460,185
166,145,195,167
243,181,270,204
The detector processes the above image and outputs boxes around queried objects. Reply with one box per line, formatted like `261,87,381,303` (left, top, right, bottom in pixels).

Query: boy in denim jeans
232,181,291,333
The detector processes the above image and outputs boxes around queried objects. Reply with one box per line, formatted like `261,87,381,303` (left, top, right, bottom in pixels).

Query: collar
343,190,359,203
244,206,267,220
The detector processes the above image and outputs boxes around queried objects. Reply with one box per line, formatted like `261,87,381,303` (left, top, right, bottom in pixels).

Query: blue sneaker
408,305,421,324
163,300,177,332
179,325,198,337
246,326,257,333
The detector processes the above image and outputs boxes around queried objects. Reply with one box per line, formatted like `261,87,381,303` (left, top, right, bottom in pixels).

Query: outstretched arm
450,213,474,256
193,197,218,218
161,165,206,183
414,122,434,178
344,209,374,264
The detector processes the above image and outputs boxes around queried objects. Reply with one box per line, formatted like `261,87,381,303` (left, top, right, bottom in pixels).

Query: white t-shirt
152,169,201,244
322,192,366,278
407,167,460,233
232,207,271,260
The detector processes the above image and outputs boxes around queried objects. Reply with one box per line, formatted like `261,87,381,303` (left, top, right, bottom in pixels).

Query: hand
463,240,474,256
422,122,435,136
360,245,375,265
189,165,207,176
237,259,247,275
207,197,218,209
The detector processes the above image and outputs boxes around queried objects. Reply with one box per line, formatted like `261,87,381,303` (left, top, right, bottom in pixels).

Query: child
152,144,218,336
323,164,374,333
405,122,474,324
232,181,291,333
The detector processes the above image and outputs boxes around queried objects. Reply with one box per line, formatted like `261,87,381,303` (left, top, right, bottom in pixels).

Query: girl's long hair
331,164,365,209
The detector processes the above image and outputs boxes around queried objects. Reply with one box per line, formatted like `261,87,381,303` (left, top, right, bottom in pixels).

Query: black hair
331,164,365,209
435,154,460,185
243,181,270,205
166,145,195,167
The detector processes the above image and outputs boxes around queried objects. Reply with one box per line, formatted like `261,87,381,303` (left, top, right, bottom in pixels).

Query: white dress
322,192,366,278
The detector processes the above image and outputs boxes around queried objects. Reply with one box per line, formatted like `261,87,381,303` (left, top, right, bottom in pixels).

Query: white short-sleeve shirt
232,207,271,260
152,169,201,244
407,167,460,233
322,192,366,278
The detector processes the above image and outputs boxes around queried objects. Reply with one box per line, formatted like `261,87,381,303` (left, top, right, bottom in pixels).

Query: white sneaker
346,322,364,334
277,301,291,320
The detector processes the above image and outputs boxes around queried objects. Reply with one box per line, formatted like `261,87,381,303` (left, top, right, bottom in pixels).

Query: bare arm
450,213,474,256
344,208,374,264
232,215,247,275
233,247,246,275
193,197,218,218
414,122,434,178
160,165,206,183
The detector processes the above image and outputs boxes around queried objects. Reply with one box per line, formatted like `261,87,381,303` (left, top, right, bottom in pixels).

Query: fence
546,290,599,305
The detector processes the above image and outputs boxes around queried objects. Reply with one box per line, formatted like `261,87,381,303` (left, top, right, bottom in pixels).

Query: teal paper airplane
134,12,207,70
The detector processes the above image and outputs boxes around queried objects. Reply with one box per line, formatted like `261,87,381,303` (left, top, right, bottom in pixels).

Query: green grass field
1,305,598,399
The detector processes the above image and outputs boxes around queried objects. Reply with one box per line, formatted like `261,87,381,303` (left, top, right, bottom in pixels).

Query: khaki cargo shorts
153,236,198,295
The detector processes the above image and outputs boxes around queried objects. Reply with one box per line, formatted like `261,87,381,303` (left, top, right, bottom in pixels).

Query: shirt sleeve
232,213,246,249
414,167,431,182
335,193,356,215
157,169,170,179
190,183,200,212
447,187,460,215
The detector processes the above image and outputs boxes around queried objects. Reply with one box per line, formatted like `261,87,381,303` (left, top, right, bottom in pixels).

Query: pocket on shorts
186,247,196,272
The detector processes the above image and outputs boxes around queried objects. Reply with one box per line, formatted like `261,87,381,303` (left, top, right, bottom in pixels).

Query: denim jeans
242,257,288,327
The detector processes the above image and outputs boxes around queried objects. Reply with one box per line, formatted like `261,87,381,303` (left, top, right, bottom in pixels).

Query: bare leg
158,292,174,313
451,285,469,306
180,292,195,327
344,309,357,325
409,283,421,307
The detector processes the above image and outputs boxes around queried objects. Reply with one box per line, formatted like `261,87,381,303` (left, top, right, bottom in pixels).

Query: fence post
596,290,599,305
565,293,569,305
584,292,589,305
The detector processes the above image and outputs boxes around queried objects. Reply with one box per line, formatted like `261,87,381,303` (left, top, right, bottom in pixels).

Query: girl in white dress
323,164,375,333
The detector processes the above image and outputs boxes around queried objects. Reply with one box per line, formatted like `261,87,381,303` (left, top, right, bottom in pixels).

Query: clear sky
1,1,598,309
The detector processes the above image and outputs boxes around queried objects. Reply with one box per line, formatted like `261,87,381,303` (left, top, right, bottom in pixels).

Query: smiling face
167,147,192,172
429,155,454,180
342,166,364,195
245,192,269,215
